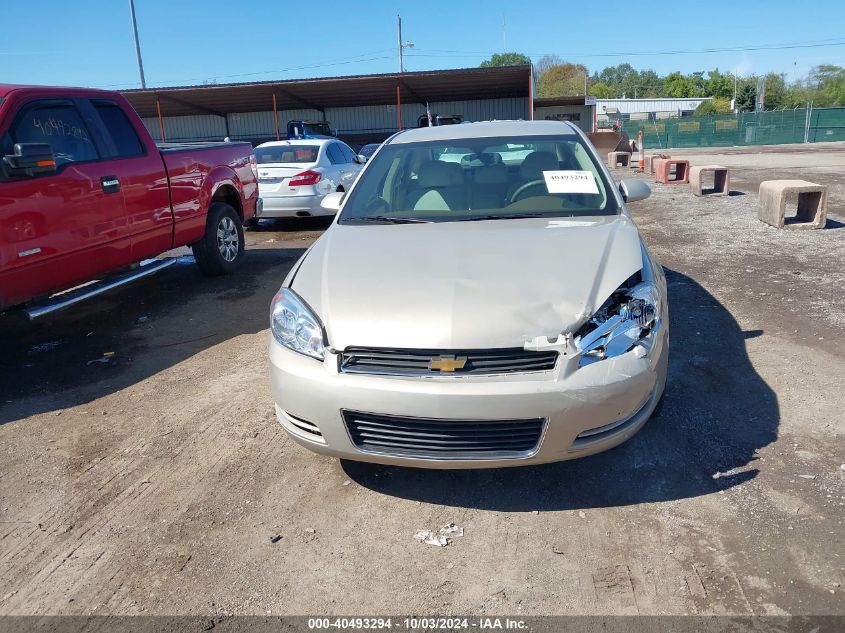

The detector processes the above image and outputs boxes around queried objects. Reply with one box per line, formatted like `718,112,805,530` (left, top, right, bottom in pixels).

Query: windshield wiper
459,213,545,222
345,216,432,224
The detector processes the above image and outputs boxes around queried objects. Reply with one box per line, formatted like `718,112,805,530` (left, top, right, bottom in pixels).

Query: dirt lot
0,143,843,618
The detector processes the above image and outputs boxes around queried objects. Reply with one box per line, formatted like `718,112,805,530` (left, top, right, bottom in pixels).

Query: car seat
405,161,467,211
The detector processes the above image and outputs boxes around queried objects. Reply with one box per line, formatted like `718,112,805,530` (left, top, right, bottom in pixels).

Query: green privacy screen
620,107,845,149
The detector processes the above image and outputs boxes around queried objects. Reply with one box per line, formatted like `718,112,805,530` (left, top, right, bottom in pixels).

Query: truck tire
192,203,244,276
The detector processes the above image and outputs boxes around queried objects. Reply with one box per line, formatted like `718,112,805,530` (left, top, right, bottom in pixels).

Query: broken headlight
574,280,662,366
270,288,326,360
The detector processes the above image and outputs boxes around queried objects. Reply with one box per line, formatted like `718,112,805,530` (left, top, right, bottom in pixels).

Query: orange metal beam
272,92,280,141
155,94,166,142
396,85,402,130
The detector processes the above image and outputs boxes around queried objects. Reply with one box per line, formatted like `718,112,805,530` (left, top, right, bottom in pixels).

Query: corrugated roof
121,66,532,118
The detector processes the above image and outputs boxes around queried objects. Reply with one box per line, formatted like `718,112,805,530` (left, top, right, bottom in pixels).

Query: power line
95,49,396,89
406,37,845,60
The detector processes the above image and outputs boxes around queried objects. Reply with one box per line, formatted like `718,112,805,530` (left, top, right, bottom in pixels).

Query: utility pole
129,0,146,88
733,71,738,112
397,15,414,73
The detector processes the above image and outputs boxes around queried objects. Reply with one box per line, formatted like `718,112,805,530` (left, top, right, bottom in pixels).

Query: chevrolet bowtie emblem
428,355,467,372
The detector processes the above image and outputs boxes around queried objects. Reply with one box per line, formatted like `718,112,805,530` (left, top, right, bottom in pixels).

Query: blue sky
2,0,844,89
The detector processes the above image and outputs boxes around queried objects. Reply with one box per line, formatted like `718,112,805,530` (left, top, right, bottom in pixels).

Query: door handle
101,176,121,194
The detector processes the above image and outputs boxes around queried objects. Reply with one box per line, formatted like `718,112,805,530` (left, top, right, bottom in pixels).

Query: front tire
192,202,244,276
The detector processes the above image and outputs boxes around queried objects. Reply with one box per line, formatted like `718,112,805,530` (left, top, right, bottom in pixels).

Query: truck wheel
192,203,244,276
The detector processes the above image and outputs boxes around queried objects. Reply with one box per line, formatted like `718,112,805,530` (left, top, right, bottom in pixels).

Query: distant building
595,98,712,126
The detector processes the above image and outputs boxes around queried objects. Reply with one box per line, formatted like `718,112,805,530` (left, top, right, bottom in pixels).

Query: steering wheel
509,179,547,204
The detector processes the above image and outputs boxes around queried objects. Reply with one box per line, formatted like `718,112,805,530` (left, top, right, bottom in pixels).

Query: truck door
0,98,130,307
85,98,173,260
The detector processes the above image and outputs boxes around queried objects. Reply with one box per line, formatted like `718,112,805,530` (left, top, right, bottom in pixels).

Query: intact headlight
270,288,326,360
574,280,662,366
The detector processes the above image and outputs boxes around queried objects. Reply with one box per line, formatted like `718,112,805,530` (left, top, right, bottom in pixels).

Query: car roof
256,139,336,148
389,120,578,144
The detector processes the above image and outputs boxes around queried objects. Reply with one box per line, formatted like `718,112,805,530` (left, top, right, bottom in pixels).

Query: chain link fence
620,107,845,149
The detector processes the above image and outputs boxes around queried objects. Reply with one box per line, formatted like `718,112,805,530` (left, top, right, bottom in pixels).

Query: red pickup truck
0,84,260,318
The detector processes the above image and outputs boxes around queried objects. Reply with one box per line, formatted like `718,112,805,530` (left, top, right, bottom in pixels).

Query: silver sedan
268,120,668,468
254,139,363,219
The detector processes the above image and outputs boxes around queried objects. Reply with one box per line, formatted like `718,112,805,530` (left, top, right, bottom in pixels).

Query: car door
324,143,346,191
84,98,173,261
0,97,130,307
338,143,363,184
331,142,359,189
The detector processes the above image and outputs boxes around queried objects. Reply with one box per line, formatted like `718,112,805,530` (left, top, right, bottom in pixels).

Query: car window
326,144,344,165
339,144,357,164
339,134,618,223
92,100,144,158
255,145,319,164
8,102,98,167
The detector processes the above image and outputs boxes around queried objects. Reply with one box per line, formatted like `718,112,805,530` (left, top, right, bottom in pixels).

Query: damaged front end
574,273,663,368
522,245,667,372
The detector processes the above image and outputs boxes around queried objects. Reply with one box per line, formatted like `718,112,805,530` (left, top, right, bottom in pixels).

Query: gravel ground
0,144,843,617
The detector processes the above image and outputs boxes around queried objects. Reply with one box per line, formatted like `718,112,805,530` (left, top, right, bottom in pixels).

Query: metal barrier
621,107,845,149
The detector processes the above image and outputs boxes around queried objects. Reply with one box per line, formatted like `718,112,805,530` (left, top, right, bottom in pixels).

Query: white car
252,139,364,221
268,120,668,469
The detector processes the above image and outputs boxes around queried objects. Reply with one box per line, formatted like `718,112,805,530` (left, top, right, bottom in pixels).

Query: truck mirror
3,143,56,177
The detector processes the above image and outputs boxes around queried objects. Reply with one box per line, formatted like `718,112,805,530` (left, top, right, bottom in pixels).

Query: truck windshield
339,134,620,224
255,145,319,164
304,123,332,136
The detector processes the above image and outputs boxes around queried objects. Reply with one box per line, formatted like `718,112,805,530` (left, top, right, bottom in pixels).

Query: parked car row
1,84,667,472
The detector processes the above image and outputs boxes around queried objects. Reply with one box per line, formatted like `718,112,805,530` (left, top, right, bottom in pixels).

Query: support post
273,92,280,141
638,129,644,171
155,94,166,142
528,65,534,120
396,85,402,130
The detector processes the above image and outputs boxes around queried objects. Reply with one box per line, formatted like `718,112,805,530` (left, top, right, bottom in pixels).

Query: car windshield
255,145,319,164
359,144,380,157
339,134,619,224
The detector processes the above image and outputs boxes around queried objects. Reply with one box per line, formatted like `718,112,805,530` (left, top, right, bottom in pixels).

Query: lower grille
343,410,544,459
340,347,558,376
280,410,325,443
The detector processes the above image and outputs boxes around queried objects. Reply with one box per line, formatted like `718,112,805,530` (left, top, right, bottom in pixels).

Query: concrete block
690,165,730,196
654,158,689,185
758,180,828,229
607,151,630,168
647,154,669,174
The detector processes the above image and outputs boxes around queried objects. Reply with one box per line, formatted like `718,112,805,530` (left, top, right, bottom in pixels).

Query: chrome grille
343,410,544,459
339,347,558,376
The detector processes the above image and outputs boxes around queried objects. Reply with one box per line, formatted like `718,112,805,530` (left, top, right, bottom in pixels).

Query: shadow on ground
247,217,334,233
0,247,304,424
342,268,779,510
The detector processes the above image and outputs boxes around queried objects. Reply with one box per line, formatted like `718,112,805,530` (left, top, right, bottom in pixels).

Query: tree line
479,53,845,113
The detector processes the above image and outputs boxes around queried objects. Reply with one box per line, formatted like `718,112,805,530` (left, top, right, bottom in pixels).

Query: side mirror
355,154,367,164
320,191,344,213
619,179,651,203
3,143,56,177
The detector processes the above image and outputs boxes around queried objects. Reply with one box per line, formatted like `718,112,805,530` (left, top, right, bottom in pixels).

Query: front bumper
259,193,334,218
269,328,668,469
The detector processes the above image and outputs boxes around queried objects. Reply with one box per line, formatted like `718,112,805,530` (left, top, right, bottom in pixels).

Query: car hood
291,216,645,350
